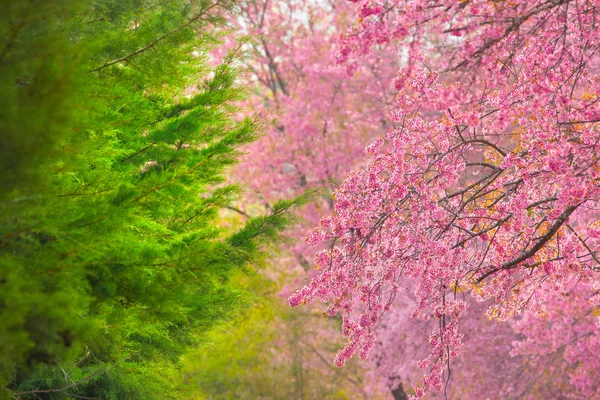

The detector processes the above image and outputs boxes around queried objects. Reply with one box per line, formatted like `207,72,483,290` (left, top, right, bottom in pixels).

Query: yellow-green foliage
183,273,373,400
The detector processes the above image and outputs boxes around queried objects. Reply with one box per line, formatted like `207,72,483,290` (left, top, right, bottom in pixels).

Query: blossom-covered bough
290,0,600,397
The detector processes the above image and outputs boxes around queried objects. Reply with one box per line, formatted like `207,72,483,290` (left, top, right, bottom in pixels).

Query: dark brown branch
462,139,507,157
226,206,250,219
477,204,579,282
558,118,600,125
259,37,289,96
566,224,600,267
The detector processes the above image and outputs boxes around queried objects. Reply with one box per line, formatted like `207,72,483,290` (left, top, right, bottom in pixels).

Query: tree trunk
391,383,408,400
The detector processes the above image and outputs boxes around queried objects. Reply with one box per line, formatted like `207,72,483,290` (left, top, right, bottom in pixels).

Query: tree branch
477,204,579,282
90,2,222,72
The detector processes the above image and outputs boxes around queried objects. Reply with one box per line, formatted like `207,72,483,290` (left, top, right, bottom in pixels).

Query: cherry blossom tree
370,294,598,399
232,0,398,231
290,0,600,397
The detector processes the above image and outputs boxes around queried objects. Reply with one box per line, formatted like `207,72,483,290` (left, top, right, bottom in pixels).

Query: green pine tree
0,1,304,398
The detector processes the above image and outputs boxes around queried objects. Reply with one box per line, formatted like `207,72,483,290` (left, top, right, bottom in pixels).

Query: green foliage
0,1,304,398
184,273,370,400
